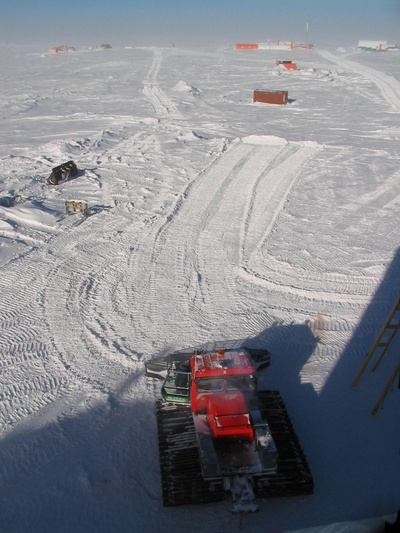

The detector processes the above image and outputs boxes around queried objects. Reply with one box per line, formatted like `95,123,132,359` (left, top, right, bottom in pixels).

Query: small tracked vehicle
145,345,313,512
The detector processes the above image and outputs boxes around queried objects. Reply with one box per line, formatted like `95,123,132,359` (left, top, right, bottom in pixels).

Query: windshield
226,374,255,391
196,378,224,392
196,374,255,392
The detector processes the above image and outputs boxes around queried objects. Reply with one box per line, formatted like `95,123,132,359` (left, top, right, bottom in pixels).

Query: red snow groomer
145,344,313,513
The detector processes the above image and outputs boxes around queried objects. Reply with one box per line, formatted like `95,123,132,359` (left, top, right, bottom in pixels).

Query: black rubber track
156,399,224,506
155,391,313,506
255,390,314,497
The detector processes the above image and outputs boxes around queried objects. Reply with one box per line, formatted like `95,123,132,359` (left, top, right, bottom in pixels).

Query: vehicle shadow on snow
311,246,400,522
259,246,400,527
232,247,400,528
322,246,400,404
194,246,400,528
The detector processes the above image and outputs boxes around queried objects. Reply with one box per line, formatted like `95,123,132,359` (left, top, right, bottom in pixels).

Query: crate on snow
65,200,89,218
276,60,297,70
253,90,288,105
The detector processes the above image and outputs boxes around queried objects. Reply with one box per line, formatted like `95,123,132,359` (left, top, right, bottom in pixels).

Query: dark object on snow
47,160,78,185
0,194,22,207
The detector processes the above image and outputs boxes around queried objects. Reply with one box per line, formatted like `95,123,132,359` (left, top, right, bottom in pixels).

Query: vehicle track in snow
36,134,382,401
124,138,323,342
120,128,386,387
0,137,149,431
141,49,183,119
0,256,72,428
318,50,400,113
141,84,183,119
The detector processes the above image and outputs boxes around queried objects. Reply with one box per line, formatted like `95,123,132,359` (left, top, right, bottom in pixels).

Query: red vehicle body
145,345,313,511
190,349,256,441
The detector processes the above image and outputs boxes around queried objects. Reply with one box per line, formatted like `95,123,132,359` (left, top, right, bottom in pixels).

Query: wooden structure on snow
352,293,400,415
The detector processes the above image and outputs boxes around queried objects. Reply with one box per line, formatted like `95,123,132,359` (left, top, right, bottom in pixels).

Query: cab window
196,378,224,392
226,374,255,391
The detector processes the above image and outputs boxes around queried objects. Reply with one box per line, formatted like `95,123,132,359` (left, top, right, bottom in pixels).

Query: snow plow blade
145,345,270,380
145,352,193,380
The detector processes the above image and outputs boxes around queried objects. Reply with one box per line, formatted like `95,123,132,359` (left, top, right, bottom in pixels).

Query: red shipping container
253,90,288,105
276,60,297,70
236,43,258,50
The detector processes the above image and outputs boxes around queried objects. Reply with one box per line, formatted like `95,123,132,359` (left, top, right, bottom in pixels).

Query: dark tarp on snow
47,161,78,185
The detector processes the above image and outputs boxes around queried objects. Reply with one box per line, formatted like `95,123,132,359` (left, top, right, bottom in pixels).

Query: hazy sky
1,0,399,48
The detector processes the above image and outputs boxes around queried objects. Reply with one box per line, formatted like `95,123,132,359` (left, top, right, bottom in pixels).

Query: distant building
292,43,313,50
357,40,398,52
258,40,293,50
236,40,313,51
236,44,259,50
48,45,75,53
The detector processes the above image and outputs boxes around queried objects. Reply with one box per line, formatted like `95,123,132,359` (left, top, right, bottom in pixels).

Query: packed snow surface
0,44,400,532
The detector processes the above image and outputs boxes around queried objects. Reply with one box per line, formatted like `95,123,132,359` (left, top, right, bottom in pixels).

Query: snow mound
0,200,61,227
176,129,205,141
173,80,200,95
139,117,159,125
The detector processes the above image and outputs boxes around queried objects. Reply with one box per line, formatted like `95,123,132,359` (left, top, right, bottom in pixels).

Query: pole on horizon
306,22,309,45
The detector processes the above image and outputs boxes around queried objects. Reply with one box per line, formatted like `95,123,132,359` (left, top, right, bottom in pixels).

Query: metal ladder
352,293,400,415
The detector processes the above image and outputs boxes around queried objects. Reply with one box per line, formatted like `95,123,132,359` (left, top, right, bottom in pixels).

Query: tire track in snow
116,139,254,347
0,199,136,432
241,140,319,261
144,48,162,85
0,206,153,495
141,49,183,119
196,139,323,332
42,215,136,390
237,139,382,314
129,133,381,358
0,261,69,429
141,84,183,119
127,138,322,344
319,50,400,113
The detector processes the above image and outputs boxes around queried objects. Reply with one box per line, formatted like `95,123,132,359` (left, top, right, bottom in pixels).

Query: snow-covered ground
0,43,400,532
